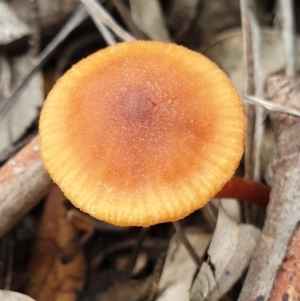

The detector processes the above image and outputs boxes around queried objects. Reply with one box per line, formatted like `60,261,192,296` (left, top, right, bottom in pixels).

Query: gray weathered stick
238,75,300,301
279,0,296,78
240,0,255,180
0,136,52,237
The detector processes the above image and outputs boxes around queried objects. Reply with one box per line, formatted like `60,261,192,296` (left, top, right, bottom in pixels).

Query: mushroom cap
39,41,245,227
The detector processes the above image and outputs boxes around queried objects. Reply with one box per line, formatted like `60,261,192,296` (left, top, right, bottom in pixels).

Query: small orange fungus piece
39,41,245,226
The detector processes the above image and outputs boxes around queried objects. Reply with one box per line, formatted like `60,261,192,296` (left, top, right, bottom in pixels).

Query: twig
92,16,116,46
250,9,265,182
110,0,146,40
278,0,296,78
80,0,135,42
147,251,166,301
240,0,255,181
0,136,52,237
0,5,88,122
125,227,149,276
238,75,300,301
83,2,116,46
242,95,300,118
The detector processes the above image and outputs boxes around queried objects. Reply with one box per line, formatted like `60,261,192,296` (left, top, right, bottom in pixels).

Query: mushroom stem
216,177,270,208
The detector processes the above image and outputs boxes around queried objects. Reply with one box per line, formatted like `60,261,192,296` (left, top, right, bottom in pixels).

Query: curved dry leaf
0,290,35,301
129,0,171,42
190,205,260,301
0,1,30,46
156,228,212,301
25,185,86,301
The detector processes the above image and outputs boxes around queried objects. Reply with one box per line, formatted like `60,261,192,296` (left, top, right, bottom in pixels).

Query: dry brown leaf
0,290,36,301
156,228,212,301
129,0,171,42
190,205,260,301
25,185,86,301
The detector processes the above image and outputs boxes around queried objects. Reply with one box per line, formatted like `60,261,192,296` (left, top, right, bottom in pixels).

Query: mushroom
39,41,246,227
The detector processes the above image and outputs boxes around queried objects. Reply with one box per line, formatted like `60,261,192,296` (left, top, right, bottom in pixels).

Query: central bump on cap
117,87,155,123
39,41,245,227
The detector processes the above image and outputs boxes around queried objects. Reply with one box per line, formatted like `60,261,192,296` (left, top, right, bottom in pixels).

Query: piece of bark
0,136,52,237
271,225,300,301
238,75,300,301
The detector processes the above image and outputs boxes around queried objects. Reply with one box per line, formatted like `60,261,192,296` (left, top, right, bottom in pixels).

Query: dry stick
125,227,149,276
0,136,52,237
147,251,166,301
110,0,146,40
0,5,88,121
82,2,116,46
240,0,255,181
242,95,300,118
80,0,135,42
91,14,116,46
279,0,296,78
238,75,300,301
250,11,265,182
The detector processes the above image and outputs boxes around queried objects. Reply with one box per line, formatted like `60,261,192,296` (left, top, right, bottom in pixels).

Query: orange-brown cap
39,41,245,227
